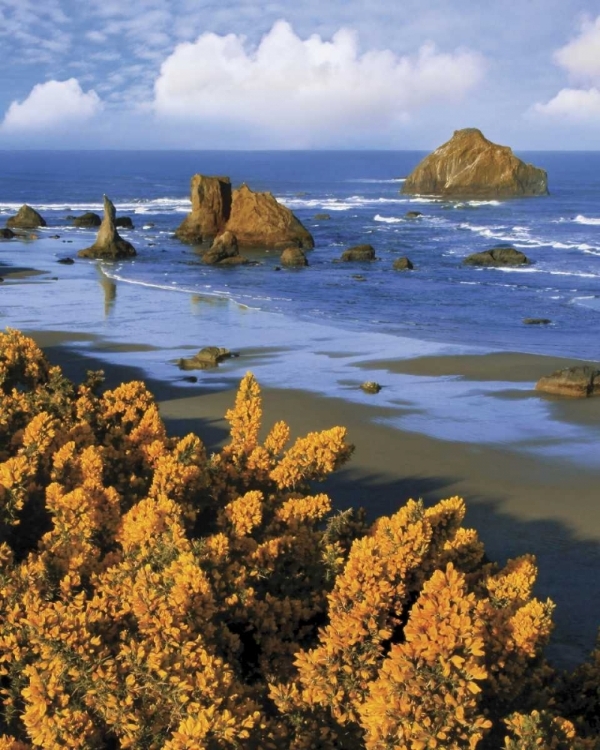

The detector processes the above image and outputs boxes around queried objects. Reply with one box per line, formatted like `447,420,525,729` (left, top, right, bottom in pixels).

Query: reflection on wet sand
97,265,116,316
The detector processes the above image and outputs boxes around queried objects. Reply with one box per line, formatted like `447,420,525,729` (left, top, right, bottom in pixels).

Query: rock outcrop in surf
536,365,600,397
463,246,530,266
78,196,136,259
176,176,314,250
401,129,548,199
175,175,232,244
6,205,47,229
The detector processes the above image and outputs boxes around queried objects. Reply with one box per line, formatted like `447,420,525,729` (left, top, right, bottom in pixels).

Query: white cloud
1,78,103,133
533,87,600,121
554,16,600,81
533,16,600,124
153,20,484,146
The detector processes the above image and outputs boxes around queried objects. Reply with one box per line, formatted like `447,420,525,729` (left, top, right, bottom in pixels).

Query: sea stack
175,175,232,244
78,196,136,259
222,184,314,249
402,128,548,198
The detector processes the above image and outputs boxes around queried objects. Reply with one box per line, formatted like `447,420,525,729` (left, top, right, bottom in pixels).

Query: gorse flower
0,331,597,748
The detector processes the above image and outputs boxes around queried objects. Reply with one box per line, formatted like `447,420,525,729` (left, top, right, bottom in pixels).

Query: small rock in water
360,381,382,394
523,318,551,325
405,211,422,219
177,346,236,370
352,274,366,281
535,365,600,398
341,244,377,262
49,235,61,239
181,375,198,383
57,257,75,265
314,213,331,220
393,256,414,270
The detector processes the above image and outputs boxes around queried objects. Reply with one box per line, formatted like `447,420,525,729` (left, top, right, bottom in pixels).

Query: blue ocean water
1,149,599,360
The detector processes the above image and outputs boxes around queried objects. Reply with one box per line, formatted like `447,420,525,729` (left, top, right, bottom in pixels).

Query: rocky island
176,175,314,250
402,128,548,198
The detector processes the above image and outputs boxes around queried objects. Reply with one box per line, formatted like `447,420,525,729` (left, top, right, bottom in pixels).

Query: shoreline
23,328,600,669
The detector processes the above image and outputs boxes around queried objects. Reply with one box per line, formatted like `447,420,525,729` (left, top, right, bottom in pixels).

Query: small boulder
115,216,134,230
464,246,529,266
535,366,600,398
340,244,376,262
360,381,382,394
73,212,102,228
177,347,233,370
393,256,414,270
57,257,75,265
352,274,366,281
0,228,15,239
281,247,308,267
523,318,551,325
405,211,422,218
203,233,248,266
78,195,136,259
176,174,232,244
6,205,46,229
314,213,331,220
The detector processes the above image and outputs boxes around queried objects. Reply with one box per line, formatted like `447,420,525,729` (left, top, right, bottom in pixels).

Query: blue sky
0,0,599,150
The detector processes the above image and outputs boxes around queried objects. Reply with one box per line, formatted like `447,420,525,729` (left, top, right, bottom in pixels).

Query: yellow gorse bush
0,328,598,749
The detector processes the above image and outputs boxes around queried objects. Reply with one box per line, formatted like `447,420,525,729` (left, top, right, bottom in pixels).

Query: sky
0,0,599,150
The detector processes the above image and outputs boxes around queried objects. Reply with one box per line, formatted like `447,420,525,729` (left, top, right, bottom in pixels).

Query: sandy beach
25,327,600,670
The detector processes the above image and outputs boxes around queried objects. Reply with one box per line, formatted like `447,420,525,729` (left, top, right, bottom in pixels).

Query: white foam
573,215,600,226
0,197,191,215
374,214,403,224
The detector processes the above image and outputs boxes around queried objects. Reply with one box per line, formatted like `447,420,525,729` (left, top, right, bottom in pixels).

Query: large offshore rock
78,196,136,259
535,365,600,398
464,246,530,266
225,184,314,249
6,205,47,229
402,129,548,198
175,175,232,244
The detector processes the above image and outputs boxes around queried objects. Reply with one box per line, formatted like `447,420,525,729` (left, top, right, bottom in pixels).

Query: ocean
0,149,599,464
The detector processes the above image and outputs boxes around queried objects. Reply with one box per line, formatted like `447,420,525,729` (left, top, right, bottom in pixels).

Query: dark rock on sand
78,196,136,259
73,212,102,228
57,257,75,265
178,347,234,370
280,247,308,267
115,217,134,230
226,184,314,249
6,205,47,229
393,256,414,270
405,211,422,218
464,246,529,266
523,318,551,325
402,128,548,198
360,381,382,394
0,228,15,239
535,365,600,398
314,213,331,220
340,244,376,262
176,175,232,244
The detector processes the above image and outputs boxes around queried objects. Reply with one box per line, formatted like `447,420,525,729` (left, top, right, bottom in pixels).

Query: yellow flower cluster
0,330,598,748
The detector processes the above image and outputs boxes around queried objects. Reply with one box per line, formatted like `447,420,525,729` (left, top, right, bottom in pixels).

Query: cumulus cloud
153,20,484,145
533,87,600,121
1,79,103,133
534,16,600,123
554,16,600,81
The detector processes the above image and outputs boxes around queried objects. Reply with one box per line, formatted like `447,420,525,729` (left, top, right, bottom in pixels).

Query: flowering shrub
0,329,598,748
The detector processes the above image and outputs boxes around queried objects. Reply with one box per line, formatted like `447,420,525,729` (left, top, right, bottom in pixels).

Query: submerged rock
314,213,331,221
405,211,422,218
176,175,232,244
464,246,529,266
393,256,414,270
73,212,101,228
402,128,548,199
523,318,551,325
57,257,75,265
340,244,376,262
6,205,47,229
0,228,15,239
226,184,314,249
535,365,600,398
177,347,234,370
78,196,136,259
280,247,308,267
